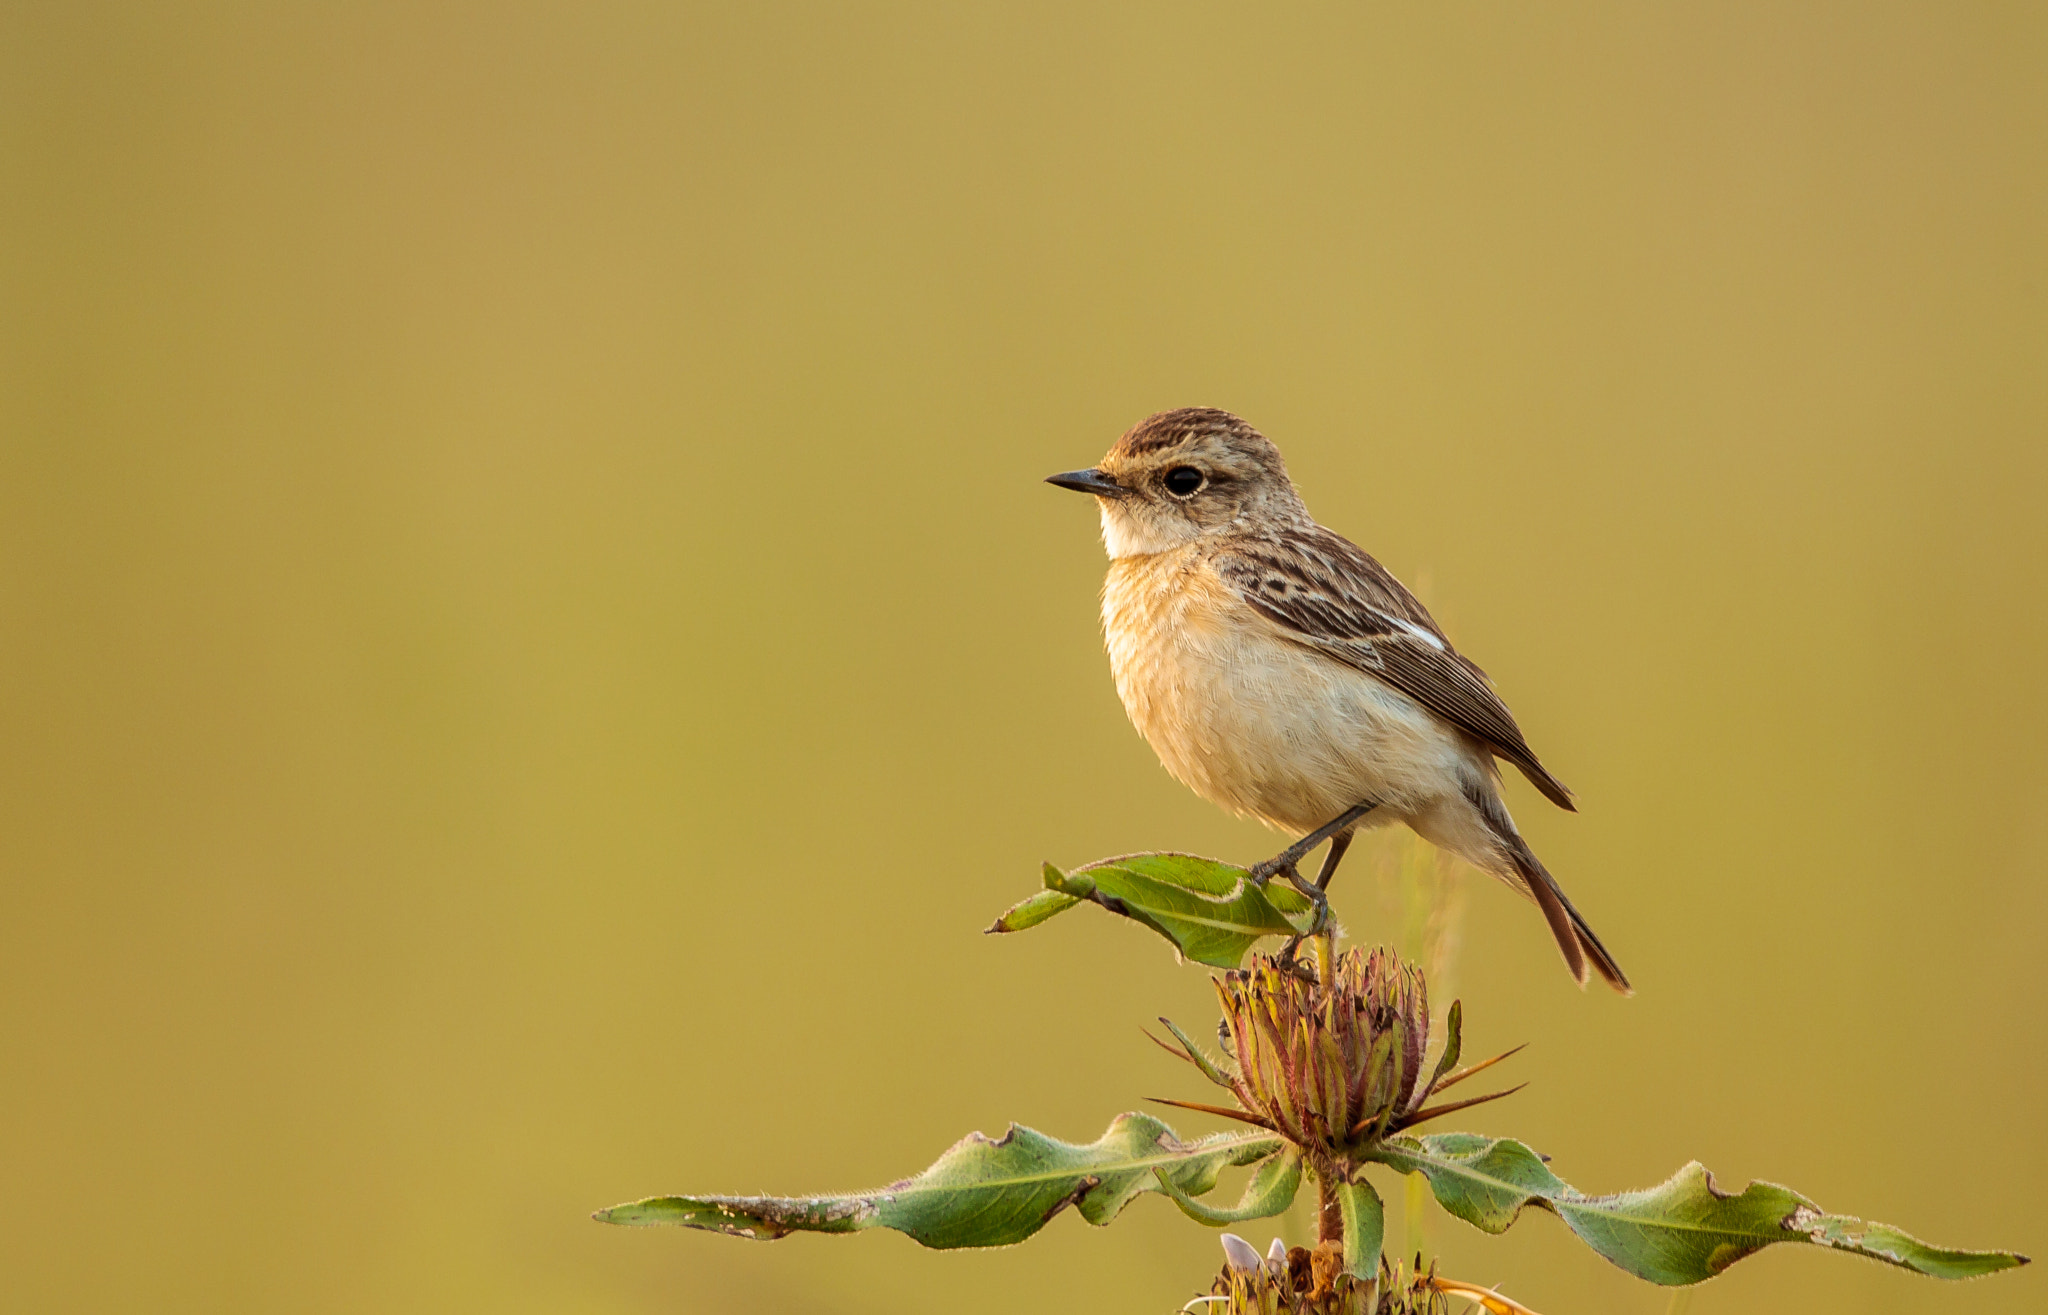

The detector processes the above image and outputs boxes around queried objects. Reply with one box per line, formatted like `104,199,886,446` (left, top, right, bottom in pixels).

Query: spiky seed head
1216,948,1432,1167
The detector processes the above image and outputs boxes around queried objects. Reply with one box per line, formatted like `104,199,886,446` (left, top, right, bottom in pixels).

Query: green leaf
984,886,1081,934
595,1112,1285,1250
1369,1133,1566,1233
1423,999,1462,1096
1336,1178,1385,1280
1155,1145,1303,1225
1007,854,1316,968
1369,1133,2028,1285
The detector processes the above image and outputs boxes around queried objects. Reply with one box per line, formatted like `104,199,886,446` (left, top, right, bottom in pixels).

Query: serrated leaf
1019,853,1316,968
595,1112,1284,1250
1369,1132,2028,1285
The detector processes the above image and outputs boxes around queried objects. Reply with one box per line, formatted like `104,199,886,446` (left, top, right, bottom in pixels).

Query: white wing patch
1389,615,1447,651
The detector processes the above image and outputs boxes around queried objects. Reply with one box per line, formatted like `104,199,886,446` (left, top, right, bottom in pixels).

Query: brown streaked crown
1111,407,1269,461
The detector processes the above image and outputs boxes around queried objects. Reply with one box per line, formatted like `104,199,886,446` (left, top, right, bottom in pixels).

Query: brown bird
1047,407,1628,992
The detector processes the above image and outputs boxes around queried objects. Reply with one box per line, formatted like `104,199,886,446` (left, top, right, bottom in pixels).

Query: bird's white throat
1097,501,1190,559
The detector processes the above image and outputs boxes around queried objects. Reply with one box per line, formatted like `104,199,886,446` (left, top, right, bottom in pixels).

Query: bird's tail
1508,838,1631,994
1441,774,1630,987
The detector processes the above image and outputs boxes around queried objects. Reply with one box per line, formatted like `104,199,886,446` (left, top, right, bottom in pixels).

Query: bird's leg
1274,829,1357,976
1312,829,1355,892
1276,828,1359,934
1248,802,1375,888
1256,805,1373,965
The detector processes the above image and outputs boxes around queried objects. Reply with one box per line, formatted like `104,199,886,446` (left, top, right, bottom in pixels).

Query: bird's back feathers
1213,526,1576,811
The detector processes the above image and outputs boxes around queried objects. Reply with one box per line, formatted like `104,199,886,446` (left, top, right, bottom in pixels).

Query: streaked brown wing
1214,528,1575,811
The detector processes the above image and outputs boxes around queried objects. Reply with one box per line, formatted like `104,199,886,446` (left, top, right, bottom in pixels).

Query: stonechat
1048,407,1628,992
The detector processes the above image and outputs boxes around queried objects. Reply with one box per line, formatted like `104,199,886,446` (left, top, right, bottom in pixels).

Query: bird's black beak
1045,468,1126,499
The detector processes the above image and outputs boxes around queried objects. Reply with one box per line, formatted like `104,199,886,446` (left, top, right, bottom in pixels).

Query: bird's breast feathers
1100,549,1478,832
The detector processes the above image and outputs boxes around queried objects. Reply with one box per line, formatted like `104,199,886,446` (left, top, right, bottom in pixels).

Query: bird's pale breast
1101,547,1477,835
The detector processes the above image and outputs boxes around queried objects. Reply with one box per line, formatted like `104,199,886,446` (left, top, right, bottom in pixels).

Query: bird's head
1046,408,1310,558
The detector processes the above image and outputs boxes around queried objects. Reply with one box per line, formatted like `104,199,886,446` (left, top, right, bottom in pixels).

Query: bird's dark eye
1164,466,1204,496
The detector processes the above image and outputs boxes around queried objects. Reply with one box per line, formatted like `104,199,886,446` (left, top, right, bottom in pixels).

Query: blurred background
3,4,2043,1312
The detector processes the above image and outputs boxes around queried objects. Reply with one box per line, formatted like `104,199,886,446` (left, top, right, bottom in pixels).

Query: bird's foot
1247,855,1332,941
1245,854,1295,887
1283,868,1333,936
1271,938,1320,982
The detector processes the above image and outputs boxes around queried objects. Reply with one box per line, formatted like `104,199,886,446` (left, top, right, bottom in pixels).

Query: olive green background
3,4,2043,1312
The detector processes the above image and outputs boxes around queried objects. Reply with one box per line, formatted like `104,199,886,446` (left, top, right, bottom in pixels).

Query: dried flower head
1152,947,1523,1171
1197,1238,1455,1315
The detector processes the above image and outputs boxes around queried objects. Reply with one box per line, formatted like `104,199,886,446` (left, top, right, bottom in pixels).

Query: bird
1046,406,1629,993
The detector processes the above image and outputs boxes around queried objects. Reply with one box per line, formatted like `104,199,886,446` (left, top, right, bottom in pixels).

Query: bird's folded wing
1214,531,1575,811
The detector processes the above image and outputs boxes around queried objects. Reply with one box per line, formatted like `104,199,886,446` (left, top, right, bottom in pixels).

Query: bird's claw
1247,854,1332,943
1287,872,1333,934
1246,856,1292,887
1272,938,1320,982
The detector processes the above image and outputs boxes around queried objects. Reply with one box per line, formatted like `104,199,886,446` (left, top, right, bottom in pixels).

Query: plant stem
1403,1168,1427,1260
1317,1174,1343,1245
